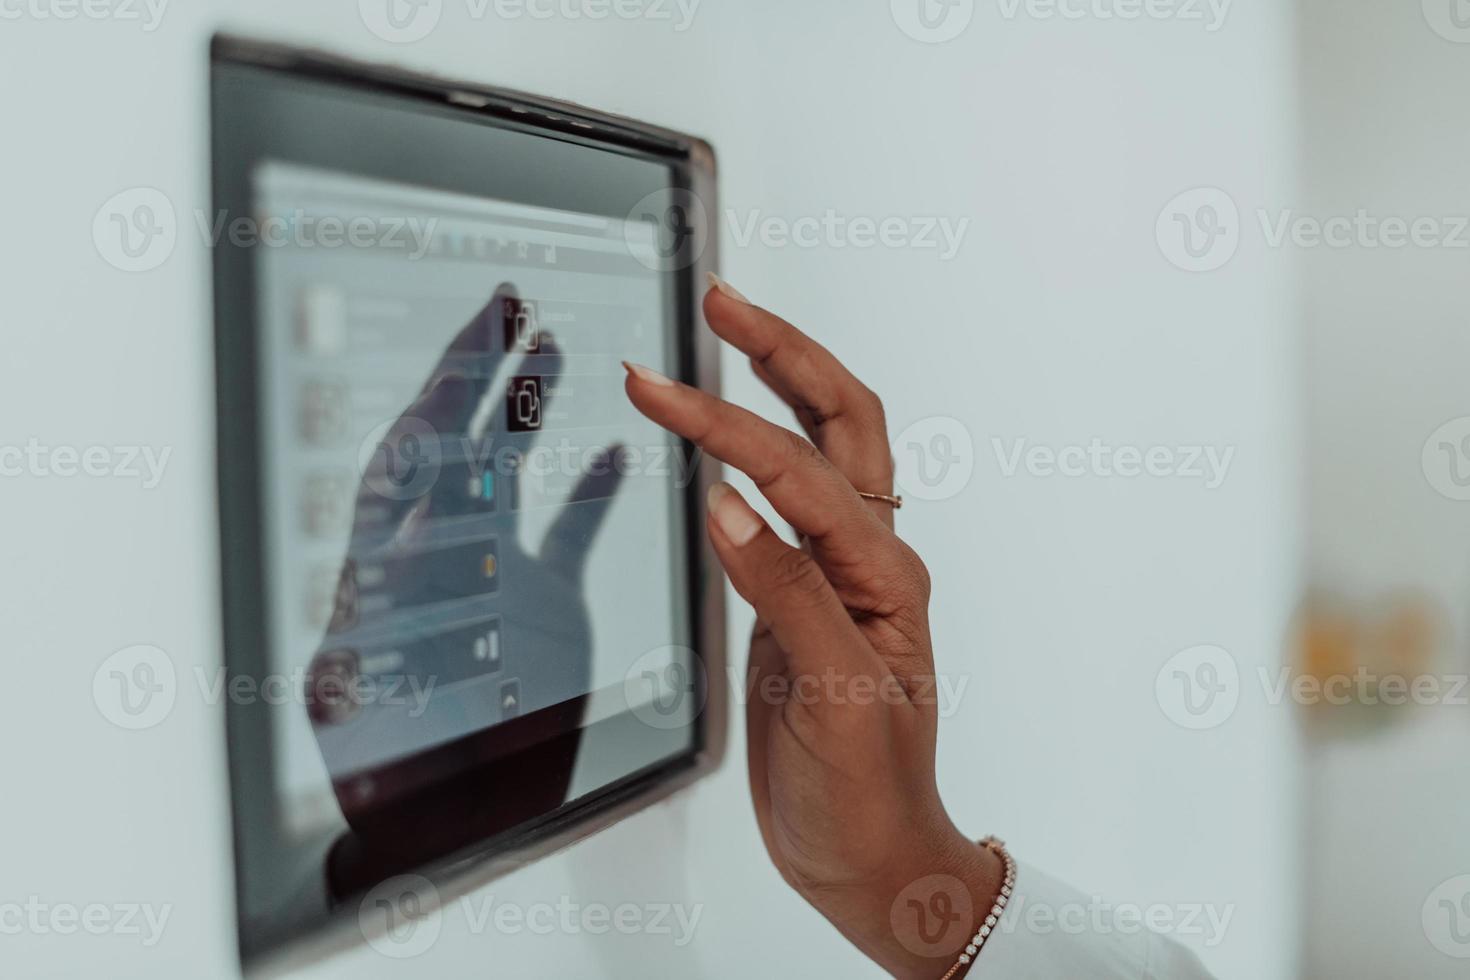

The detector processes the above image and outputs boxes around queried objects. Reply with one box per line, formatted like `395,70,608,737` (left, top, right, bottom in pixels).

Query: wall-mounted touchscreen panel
211,39,722,967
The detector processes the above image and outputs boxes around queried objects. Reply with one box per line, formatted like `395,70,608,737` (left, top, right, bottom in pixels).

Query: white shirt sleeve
969,863,1217,980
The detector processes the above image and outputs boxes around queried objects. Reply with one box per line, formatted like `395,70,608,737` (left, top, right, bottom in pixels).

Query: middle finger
701,282,896,526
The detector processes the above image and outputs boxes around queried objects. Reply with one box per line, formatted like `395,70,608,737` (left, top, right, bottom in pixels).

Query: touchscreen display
253,164,697,835
214,51,718,958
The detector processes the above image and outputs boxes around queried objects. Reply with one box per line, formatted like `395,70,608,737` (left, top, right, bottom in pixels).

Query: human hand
624,277,1001,978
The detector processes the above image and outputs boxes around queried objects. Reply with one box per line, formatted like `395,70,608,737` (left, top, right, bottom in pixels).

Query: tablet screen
212,46,716,961
254,162,697,832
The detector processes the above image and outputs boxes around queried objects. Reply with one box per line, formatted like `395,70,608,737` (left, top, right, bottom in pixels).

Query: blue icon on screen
467,471,495,506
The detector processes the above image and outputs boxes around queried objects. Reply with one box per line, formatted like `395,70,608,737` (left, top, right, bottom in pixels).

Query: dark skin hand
624,278,1002,979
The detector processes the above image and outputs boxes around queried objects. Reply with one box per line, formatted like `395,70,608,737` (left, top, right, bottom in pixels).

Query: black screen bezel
210,36,725,970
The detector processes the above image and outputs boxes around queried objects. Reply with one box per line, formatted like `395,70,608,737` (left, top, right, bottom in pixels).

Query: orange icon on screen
483,554,498,578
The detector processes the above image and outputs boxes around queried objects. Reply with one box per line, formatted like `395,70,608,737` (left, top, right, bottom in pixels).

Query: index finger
621,361,898,562
703,278,894,514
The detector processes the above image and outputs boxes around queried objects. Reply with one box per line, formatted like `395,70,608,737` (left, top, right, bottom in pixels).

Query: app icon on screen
472,621,503,673
300,471,351,537
499,679,521,719
508,376,543,432
503,297,541,353
295,285,347,355
466,471,497,509
299,380,350,446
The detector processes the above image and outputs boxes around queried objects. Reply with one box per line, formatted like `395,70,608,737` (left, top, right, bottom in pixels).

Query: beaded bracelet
938,837,1017,980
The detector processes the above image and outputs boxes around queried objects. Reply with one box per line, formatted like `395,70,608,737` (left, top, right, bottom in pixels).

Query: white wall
1,1,1299,976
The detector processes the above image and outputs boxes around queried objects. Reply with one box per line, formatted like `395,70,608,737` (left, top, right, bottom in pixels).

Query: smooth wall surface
1,2,1297,976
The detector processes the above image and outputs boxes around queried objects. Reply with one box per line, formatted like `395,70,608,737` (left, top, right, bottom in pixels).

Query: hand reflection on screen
304,282,625,839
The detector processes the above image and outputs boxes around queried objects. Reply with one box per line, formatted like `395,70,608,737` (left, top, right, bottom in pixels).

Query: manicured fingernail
706,272,750,305
622,361,674,387
707,482,763,546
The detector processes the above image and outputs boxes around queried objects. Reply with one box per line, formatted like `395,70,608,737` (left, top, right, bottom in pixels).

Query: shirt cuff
967,863,1216,980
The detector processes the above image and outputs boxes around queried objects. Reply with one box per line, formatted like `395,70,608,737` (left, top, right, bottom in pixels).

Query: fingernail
622,361,674,387
706,272,751,305
707,482,763,547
